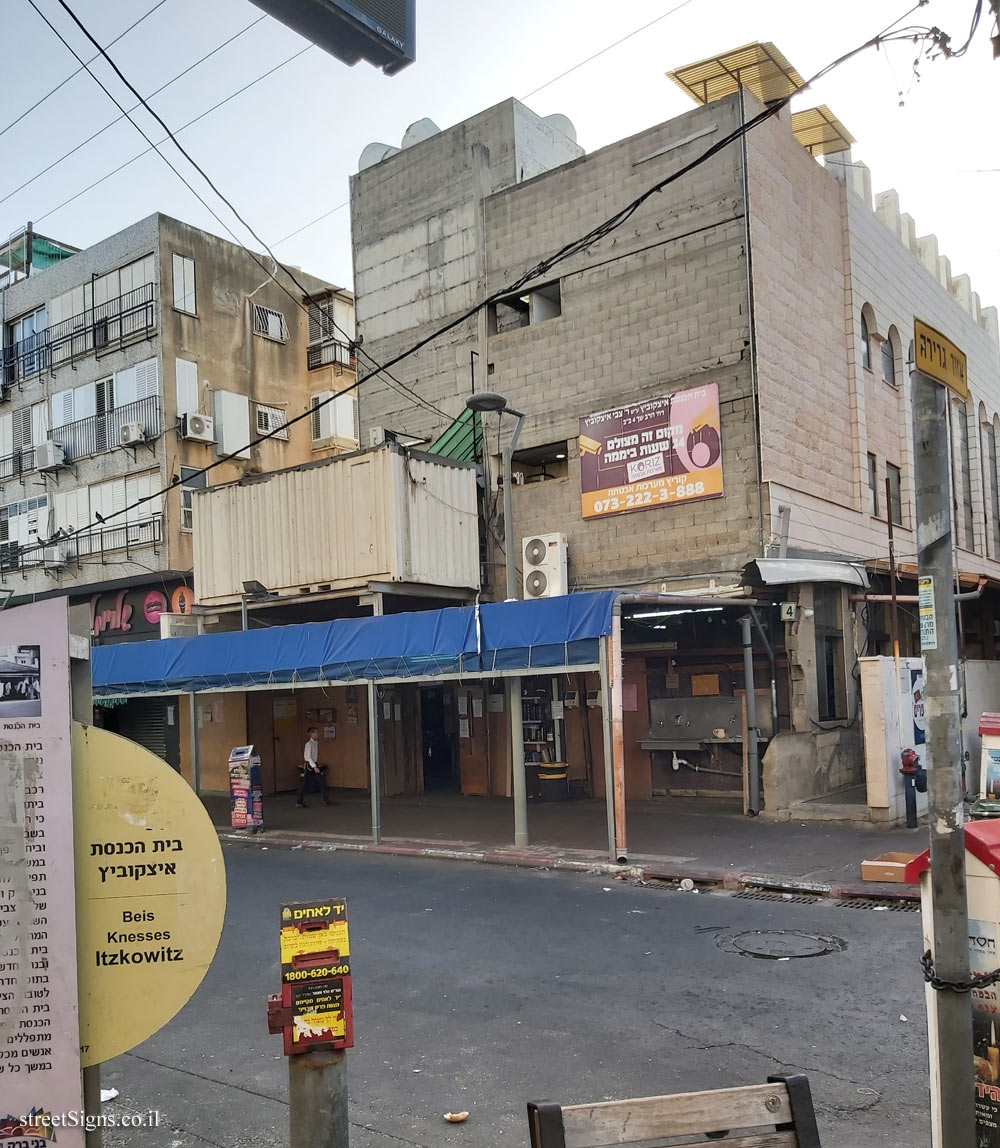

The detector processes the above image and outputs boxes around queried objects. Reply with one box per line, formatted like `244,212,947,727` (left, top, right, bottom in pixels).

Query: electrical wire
0,13,268,208
520,0,699,101
271,202,349,248
17,6,946,560
0,0,169,140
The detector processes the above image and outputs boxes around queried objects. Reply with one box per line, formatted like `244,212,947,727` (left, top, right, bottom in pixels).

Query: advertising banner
0,599,84,1147
971,918,1000,1144
228,745,264,830
579,384,723,520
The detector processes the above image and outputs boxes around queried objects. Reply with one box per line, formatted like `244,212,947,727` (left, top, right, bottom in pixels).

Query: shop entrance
420,686,458,790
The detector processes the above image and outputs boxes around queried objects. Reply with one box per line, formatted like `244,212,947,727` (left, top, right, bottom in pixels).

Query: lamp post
465,391,527,845
241,579,278,630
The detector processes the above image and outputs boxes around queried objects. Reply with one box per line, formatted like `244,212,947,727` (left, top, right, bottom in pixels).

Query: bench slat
560,1083,792,1146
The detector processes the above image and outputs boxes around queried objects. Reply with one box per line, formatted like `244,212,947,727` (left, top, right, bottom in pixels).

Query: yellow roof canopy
791,106,856,156
668,42,805,107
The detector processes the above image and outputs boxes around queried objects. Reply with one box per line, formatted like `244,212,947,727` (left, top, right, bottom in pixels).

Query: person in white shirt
296,727,333,807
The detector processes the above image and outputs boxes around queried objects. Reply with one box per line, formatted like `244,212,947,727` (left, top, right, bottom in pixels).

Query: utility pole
913,363,975,1148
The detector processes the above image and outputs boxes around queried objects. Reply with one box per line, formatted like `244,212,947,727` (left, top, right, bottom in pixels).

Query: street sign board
0,600,84,1146
914,319,968,399
73,724,227,1066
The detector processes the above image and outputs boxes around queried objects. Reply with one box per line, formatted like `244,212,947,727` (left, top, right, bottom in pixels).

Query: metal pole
913,367,975,1148
741,615,760,816
69,605,102,1148
886,476,900,660
289,1046,349,1148
367,682,381,845
189,692,200,794
609,610,627,862
599,637,616,864
241,594,248,631
503,409,528,846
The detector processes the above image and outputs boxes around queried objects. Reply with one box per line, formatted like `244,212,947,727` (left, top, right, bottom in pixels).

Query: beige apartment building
349,45,1000,821
0,213,357,761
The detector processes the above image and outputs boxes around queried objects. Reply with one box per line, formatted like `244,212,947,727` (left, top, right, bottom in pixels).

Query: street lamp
465,391,525,602
465,390,529,848
241,579,278,631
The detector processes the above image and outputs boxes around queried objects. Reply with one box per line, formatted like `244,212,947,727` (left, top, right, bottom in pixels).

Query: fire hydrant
899,748,927,829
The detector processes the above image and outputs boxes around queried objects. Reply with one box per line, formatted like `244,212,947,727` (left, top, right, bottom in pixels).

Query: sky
1,0,997,312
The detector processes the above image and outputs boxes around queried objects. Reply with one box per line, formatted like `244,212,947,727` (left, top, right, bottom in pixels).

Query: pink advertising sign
0,599,84,1145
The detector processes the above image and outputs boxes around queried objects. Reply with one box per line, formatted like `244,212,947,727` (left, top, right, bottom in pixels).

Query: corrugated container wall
192,446,480,604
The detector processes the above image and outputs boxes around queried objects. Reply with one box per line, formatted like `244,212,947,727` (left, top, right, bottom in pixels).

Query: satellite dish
543,114,577,143
401,118,440,149
358,142,400,171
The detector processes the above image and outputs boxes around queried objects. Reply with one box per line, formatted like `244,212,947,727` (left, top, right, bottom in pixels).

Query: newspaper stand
268,899,354,1056
906,820,1000,1145
228,743,264,832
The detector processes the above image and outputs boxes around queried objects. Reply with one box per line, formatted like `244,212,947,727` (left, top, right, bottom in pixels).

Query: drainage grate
837,898,921,913
733,890,820,905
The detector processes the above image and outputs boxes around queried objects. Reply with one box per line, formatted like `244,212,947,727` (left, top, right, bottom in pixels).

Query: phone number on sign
285,964,349,981
592,481,705,514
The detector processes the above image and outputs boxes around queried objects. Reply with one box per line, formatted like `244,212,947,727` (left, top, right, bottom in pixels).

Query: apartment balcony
2,283,157,387
0,514,163,575
0,396,162,482
307,338,355,371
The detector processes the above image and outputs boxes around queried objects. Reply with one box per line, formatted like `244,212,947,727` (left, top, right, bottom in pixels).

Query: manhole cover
717,929,846,959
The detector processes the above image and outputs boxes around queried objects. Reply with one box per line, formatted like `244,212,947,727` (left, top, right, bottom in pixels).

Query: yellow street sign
914,319,968,399
73,724,227,1067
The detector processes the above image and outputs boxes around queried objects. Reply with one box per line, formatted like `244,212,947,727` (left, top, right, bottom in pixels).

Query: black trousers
296,766,329,804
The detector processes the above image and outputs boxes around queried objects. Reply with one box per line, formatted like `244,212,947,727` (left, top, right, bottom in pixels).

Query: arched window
860,311,871,371
882,326,898,386
990,413,1000,559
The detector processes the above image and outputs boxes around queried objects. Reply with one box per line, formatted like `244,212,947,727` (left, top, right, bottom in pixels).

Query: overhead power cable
16,4,949,560
0,13,267,208
0,0,169,141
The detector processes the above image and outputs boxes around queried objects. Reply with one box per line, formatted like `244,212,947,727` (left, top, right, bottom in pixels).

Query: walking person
296,726,333,807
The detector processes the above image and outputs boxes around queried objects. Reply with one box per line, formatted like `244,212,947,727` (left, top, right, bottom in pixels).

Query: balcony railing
2,283,158,387
0,447,36,482
0,514,163,574
55,395,161,461
307,339,355,371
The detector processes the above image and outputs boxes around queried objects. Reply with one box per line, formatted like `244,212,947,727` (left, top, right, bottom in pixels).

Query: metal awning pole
599,636,615,864
741,615,760,814
367,681,381,844
510,678,528,847
609,611,627,862
189,693,200,794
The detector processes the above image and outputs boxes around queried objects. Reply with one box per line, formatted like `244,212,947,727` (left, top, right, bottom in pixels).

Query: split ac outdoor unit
120,422,145,447
36,441,66,471
43,543,71,568
182,412,215,444
522,532,568,599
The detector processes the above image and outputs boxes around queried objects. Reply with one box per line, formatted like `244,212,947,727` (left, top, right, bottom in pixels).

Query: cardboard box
860,852,919,883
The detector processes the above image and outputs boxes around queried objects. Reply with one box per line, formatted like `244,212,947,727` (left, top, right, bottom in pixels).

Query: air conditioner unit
182,412,215,444
369,425,387,447
522,532,568,599
120,422,145,447
43,543,71,568
36,441,65,471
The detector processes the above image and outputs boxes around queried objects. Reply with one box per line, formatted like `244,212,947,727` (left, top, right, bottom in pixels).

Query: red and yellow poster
579,384,723,520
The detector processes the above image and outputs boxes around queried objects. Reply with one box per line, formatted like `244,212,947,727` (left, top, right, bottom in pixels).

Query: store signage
914,318,967,399
0,599,85,1146
89,584,193,638
579,384,723,520
73,724,227,1066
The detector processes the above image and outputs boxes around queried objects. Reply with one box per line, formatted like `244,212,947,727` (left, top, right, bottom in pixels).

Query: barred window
251,304,288,342
255,403,288,440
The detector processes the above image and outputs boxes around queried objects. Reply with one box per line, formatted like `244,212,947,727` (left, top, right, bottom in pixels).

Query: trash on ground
444,1112,470,1123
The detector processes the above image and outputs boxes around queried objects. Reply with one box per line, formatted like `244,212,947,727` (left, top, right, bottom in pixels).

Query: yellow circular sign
72,723,227,1067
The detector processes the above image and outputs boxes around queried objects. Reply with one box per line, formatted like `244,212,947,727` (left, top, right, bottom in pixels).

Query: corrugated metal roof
668,42,804,107
428,408,482,462
747,559,870,588
791,106,855,156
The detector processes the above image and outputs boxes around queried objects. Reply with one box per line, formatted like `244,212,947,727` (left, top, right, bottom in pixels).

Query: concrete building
0,213,357,759
349,44,1000,822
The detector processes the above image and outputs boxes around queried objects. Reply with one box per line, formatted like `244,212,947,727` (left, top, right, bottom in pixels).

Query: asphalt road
101,844,931,1148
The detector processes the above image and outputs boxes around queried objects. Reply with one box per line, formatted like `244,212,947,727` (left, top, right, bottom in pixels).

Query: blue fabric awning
91,592,618,696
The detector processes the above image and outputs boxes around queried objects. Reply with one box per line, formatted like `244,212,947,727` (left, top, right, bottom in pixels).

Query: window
954,402,976,549
512,441,569,482
887,463,902,527
251,304,288,342
488,282,562,335
310,391,358,444
255,403,288,440
860,311,871,371
867,453,879,517
814,586,847,721
5,306,48,379
175,358,199,417
172,254,196,314
180,465,206,531
881,334,896,386
988,420,1000,559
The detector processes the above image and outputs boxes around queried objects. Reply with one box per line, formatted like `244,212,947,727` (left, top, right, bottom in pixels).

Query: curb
217,830,915,902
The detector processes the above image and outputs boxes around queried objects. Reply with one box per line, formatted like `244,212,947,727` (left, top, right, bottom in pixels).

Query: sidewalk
204,789,925,900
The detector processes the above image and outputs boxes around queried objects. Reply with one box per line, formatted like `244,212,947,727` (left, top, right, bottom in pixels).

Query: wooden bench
528,1074,821,1147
